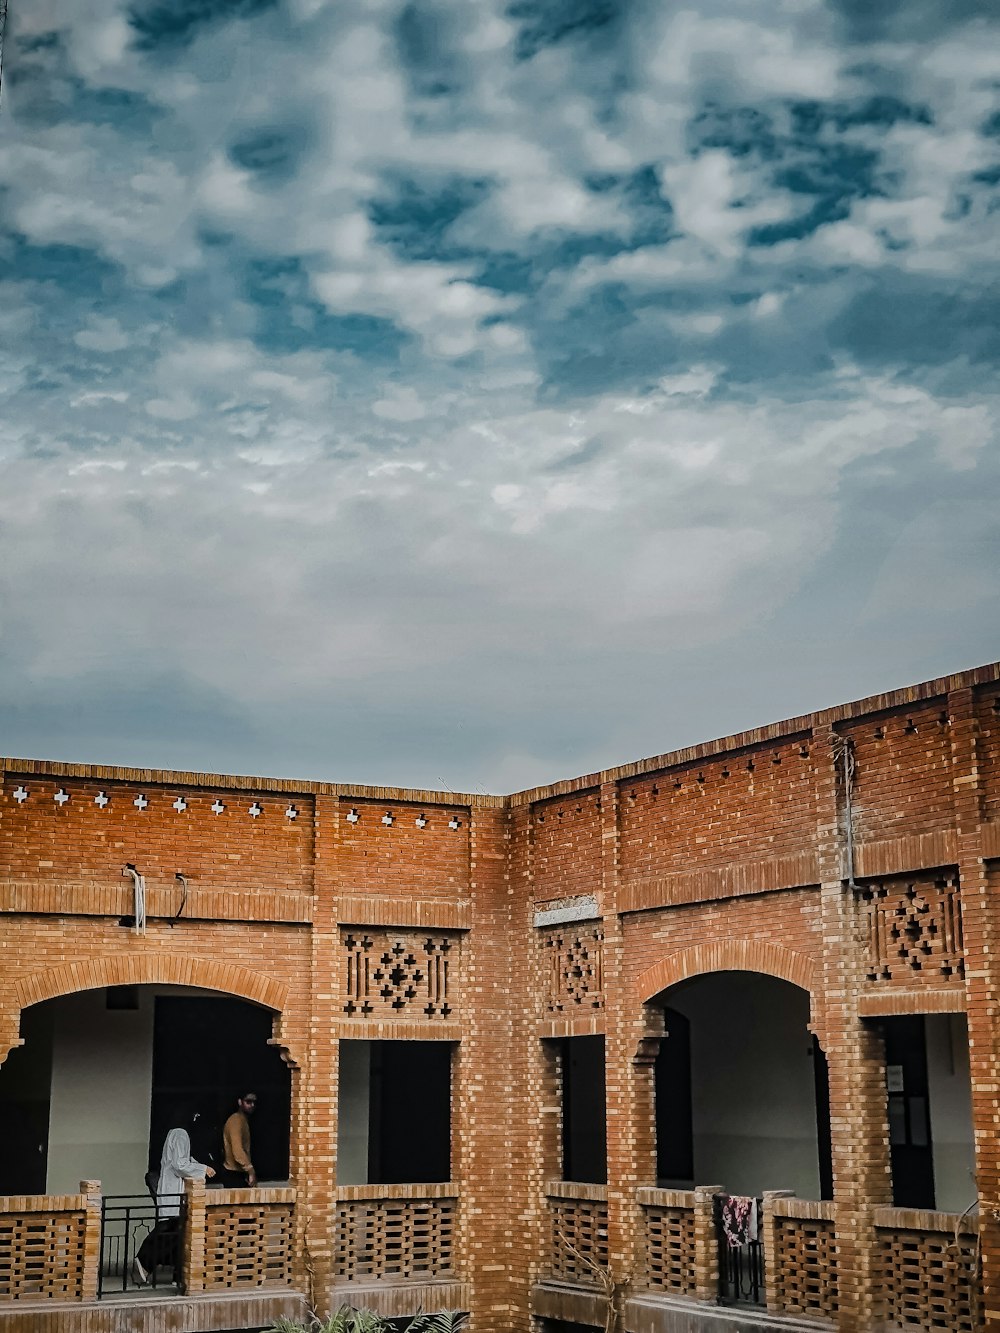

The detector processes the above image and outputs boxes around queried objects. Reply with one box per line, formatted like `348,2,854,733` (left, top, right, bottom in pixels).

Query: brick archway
636,938,821,1028
1,954,291,1066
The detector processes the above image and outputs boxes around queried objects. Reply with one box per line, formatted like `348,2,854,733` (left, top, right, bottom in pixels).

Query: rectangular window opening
560,1035,607,1185
337,1040,453,1185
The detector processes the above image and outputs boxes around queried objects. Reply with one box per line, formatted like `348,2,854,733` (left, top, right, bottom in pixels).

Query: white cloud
74,318,130,353
0,0,997,787
372,386,426,421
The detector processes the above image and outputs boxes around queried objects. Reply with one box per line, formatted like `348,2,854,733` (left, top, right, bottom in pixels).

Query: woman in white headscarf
133,1105,215,1286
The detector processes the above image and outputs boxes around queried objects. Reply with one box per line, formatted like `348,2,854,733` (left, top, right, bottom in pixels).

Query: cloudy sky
0,0,998,794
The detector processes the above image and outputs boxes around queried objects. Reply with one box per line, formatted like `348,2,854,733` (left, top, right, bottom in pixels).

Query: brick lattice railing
184,1181,295,1292
873,1206,981,1333
764,1194,839,1320
545,1181,609,1284
0,1181,100,1302
636,1187,696,1295
333,1183,458,1283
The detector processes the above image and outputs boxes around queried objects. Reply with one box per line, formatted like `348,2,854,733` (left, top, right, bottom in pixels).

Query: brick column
761,1189,795,1313
691,1185,723,1302
814,717,892,1333
601,776,646,1318
511,799,550,1330
182,1176,206,1294
455,804,518,1333
949,688,998,1326
604,775,678,1322
79,1179,101,1301
302,792,340,1313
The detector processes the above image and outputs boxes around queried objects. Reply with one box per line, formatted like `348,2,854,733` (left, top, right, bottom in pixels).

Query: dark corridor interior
882,1015,935,1209
656,1008,693,1185
369,1040,452,1184
150,996,291,1182
0,1004,52,1194
560,1035,607,1185
653,1003,834,1198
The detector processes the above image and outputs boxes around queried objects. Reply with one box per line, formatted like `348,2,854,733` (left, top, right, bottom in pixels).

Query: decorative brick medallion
341,929,457,1018
857,875,964,982
542,925,604,1012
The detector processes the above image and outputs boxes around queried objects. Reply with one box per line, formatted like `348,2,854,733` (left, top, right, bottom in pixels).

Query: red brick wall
2,660,1000,1333
336,797,470,897
975,684,1000,821
839,700,955,841
0,774,314,892
621,889,824,1001
618,737,816,878
531,790,602,903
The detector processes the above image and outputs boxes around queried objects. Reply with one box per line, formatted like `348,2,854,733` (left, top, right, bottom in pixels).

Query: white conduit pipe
123,864,146,935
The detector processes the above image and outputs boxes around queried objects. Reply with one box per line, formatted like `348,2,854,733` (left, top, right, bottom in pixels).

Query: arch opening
649,970,832,1200
0,985,292,1197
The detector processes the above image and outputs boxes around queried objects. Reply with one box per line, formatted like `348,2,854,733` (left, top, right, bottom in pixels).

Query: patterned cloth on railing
721,1195,758,1248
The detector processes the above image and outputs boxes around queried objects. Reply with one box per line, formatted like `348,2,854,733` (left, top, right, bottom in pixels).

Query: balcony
331,1183,466,1318
0,1179,304,1332
531,1185,982,1333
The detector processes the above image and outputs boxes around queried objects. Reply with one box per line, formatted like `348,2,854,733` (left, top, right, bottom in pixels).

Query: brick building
1,660,1000,1333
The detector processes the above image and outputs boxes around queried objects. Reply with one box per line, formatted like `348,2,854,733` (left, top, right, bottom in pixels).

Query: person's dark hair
169,1099,203,1130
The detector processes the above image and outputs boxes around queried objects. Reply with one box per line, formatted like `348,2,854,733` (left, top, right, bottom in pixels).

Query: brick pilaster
950,687,997,1326
814,717,892,1333
182,1176,206,1294
761,1189,795,1312
691,1185,723,1302
601,779,635,1303
303,793,340,1313
79,1179,101,1301
456,805,518,1333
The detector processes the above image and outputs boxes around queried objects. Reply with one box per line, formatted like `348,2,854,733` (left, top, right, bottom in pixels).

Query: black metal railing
98,1194,186,1296
714,1195,764,1306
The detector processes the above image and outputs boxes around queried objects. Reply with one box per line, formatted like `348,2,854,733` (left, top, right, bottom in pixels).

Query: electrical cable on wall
123,863,146,935
174,872,188,923
829,734,857,887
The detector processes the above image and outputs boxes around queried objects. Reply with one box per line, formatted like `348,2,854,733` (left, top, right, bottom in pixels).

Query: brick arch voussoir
636,939,822,1035
12,954,288,1025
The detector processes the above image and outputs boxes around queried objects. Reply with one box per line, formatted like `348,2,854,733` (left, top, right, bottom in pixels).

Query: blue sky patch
129,0,278,48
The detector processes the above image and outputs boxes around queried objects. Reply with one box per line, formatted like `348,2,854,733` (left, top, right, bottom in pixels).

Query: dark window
370,1041,452,1184
882,1015,935,1209
561,1035,606,1184
655,1008,693,1184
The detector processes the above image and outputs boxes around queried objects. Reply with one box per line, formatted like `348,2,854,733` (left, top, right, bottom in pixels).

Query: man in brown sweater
218,1091,258,1187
